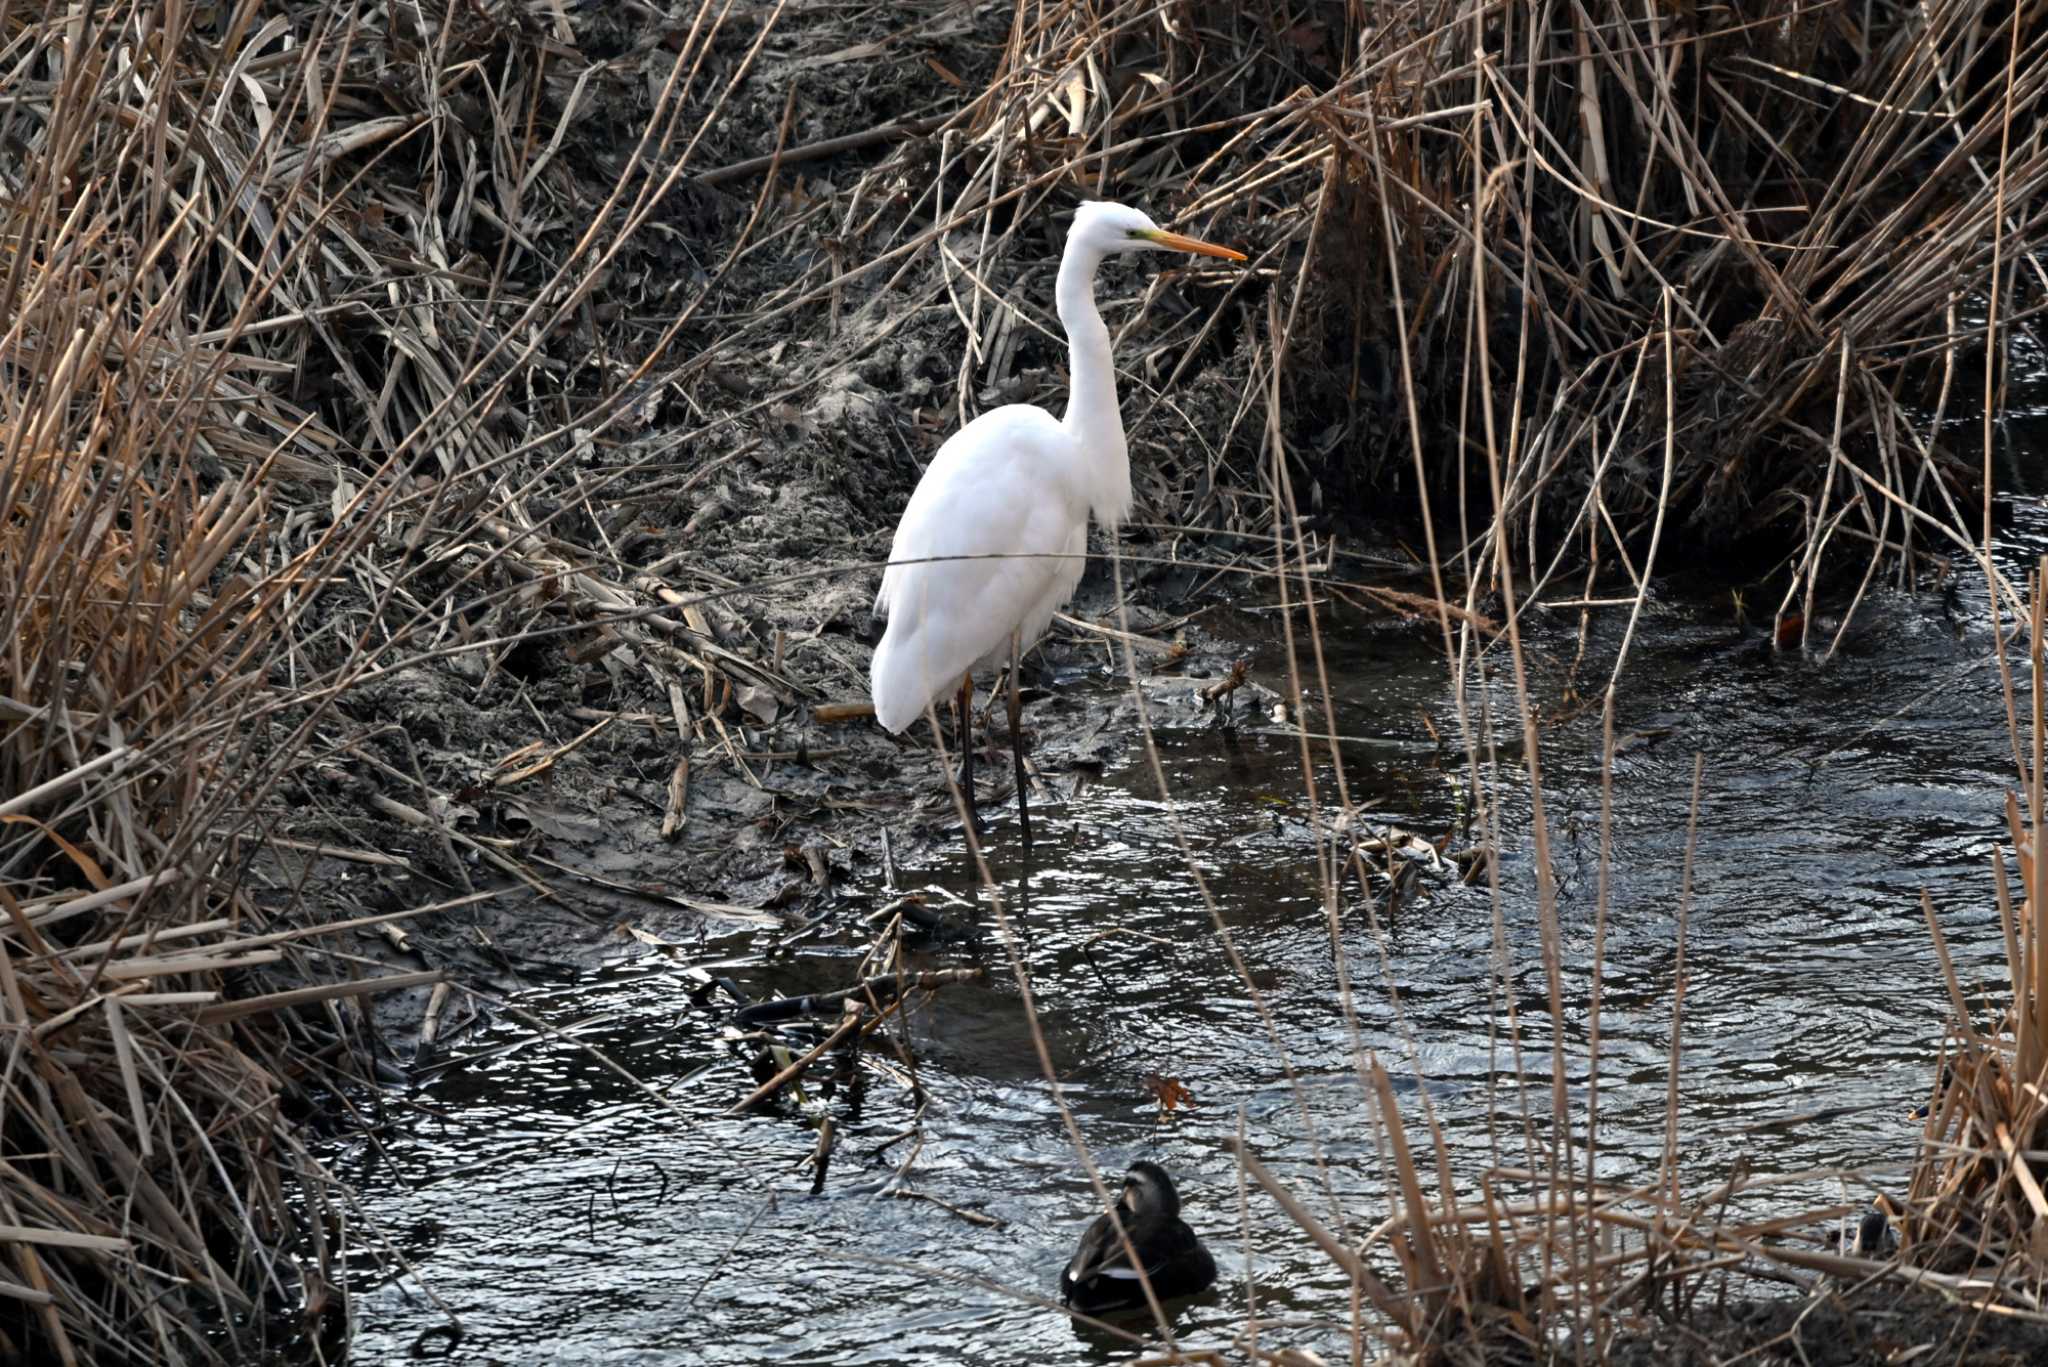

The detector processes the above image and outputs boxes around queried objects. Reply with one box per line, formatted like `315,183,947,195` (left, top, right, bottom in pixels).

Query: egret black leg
955,672,981,835
1007,633,1032,850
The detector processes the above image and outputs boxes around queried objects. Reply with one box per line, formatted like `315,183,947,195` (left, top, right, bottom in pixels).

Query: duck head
1120,1161,1181,1222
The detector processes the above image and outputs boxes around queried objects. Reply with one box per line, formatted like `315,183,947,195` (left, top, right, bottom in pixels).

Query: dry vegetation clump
1909,562,2048,1309
1333,0,2048,595
662,0,2048,620
0,2,713,1359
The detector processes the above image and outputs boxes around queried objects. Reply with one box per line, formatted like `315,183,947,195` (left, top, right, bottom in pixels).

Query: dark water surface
328,495,2048,1363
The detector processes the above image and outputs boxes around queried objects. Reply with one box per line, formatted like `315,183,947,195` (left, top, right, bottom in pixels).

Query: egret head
1070,201,1246,263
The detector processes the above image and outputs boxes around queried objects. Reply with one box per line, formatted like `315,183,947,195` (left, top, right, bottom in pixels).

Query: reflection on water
328,498,2048,1363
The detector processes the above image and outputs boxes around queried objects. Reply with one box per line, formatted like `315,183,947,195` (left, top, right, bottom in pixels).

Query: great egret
869,201,1245,840
1060,1161,1217,1314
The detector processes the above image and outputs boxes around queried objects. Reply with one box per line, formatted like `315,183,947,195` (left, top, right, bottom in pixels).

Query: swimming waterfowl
1060,1161,1217,1314
1853,1206,1897,1258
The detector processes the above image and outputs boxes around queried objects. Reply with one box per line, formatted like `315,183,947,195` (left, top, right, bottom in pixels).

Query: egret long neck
1055,244,1132,530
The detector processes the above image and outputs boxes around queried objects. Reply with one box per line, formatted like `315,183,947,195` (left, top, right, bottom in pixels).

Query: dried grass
1908,558,2048,1315
0,1,714,1358
697,0,2044,618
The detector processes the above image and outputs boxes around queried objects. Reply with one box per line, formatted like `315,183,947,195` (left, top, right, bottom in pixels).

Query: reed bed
0,1,684,1358
4,0,2046,1362
676,0,2048,609
1907,560,2048,1314
949,7,2048,1356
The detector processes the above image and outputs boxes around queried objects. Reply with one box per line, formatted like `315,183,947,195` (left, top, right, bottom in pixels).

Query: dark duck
1060,1162,1217,1314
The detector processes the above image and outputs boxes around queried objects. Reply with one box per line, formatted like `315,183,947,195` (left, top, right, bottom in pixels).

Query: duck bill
1140,228,1247,262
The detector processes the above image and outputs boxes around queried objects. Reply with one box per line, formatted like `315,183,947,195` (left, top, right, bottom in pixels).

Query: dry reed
0,1,726,1358
1907,558,2048,1314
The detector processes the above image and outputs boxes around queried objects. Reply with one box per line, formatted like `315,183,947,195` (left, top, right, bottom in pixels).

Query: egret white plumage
869,202,1245,839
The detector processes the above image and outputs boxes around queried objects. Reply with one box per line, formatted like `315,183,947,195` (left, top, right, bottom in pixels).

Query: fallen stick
420,981,452,1048
492,715,613,787
25,868,183,929
808,1116,836,1196
195,969,444,1024
1200,658,1250,702
1054,610,1187,656
693,114,950,188
0,744,133,818
661,755,689,838
887,1189,1006,1228
0,1226,131,1254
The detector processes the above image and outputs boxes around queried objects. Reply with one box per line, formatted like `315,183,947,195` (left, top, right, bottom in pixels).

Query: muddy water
329,493,2048,1363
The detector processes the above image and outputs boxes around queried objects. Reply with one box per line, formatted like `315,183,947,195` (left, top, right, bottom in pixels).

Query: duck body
1059,1161,1217,1314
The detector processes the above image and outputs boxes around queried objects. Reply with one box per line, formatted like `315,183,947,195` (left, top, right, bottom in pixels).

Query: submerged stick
808,1116,836,1196
730,968,983,1027
886,1189,1005,1228
195,969,444,1024
726,1000,864,1116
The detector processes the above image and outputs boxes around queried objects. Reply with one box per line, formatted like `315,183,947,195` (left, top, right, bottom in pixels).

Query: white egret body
869,203,1244,768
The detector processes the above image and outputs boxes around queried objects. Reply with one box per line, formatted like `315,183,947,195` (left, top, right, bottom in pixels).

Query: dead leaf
736,682,780,725
1145,1074,1192,1115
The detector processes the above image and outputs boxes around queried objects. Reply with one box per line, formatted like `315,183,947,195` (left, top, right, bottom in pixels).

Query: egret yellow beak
1137,228,1247,262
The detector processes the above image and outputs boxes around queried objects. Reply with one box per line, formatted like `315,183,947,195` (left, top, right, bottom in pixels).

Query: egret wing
870,407,1088,731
